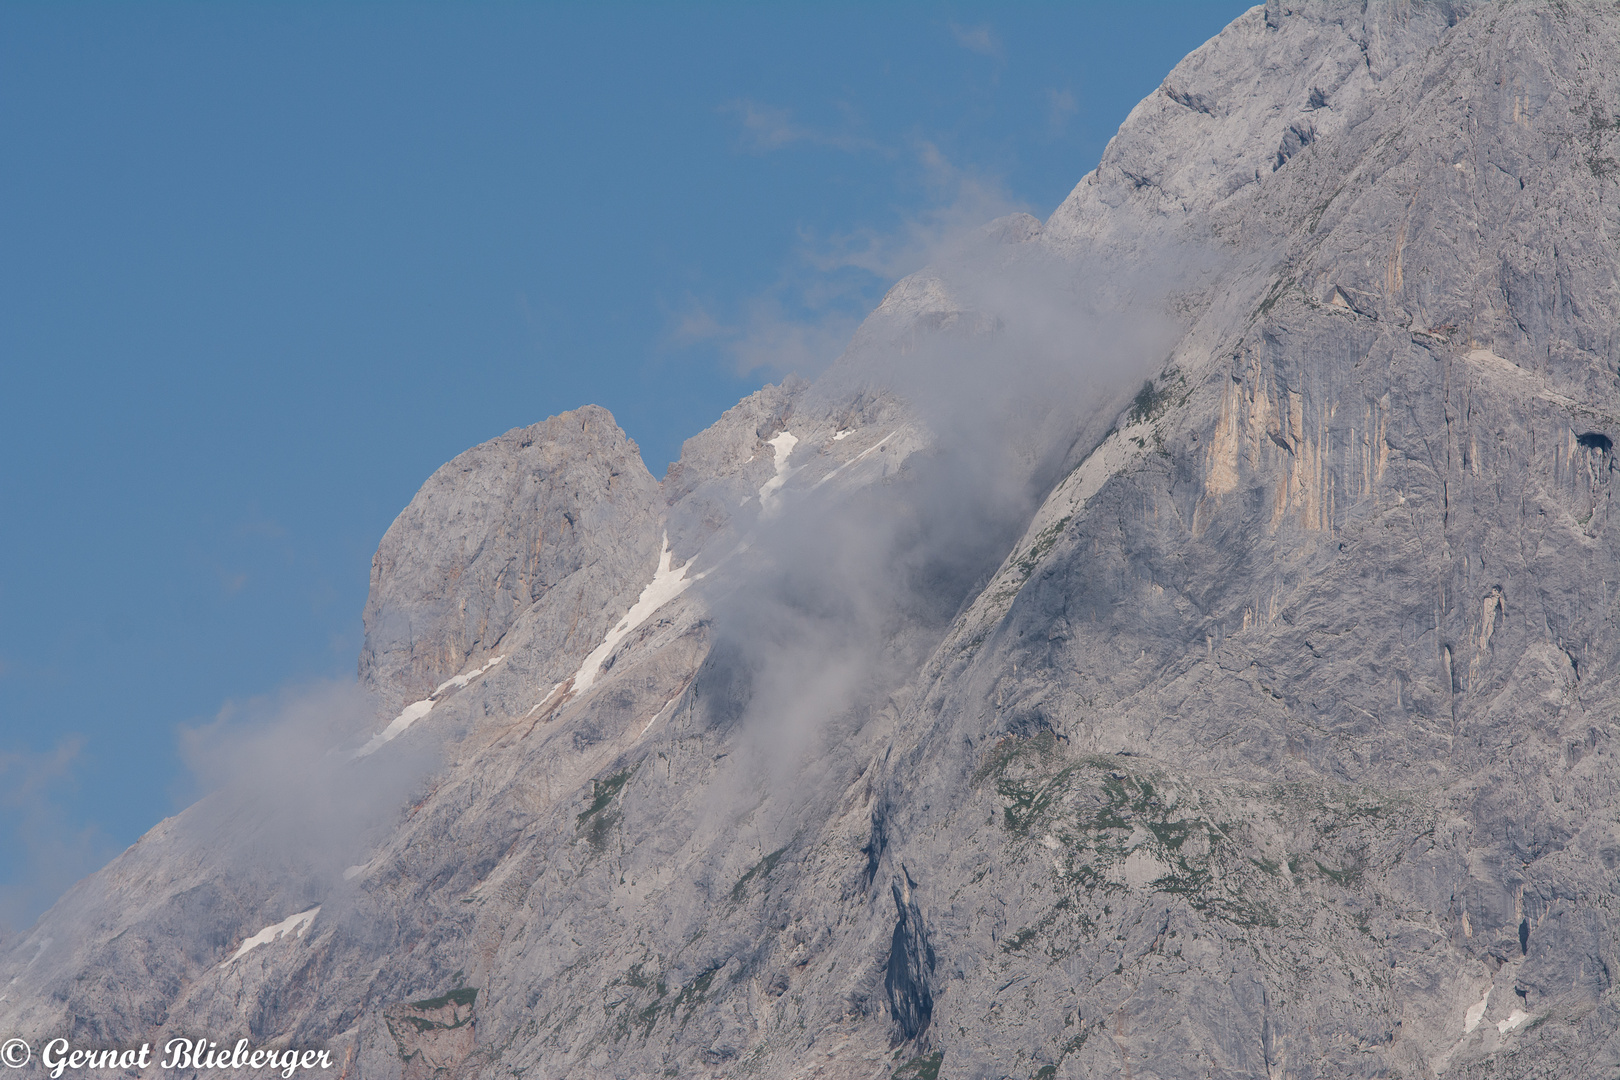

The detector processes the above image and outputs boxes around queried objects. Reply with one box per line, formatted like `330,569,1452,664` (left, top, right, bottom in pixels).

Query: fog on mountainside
5,3,1620,1079
697,224,1207,785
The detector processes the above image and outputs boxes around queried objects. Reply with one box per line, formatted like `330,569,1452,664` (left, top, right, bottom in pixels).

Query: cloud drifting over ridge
692,209,1210,796
0,739,115,934
671,133,1027,379
175,681,433,891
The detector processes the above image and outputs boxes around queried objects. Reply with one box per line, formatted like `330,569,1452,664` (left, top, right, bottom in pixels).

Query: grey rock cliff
359,405,663,712
5,3,1620,1078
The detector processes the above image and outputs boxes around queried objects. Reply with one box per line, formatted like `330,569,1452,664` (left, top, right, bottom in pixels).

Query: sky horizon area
0,2,1248,932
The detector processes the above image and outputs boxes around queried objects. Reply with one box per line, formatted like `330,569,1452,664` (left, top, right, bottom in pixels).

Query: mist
174,681,434,896
692,213,1209,784
0,740,116,935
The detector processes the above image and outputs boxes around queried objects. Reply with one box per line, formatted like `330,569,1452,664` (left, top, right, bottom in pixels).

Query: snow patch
640,691,685,737
1464,989,1490,1033
352,655,506,758
353,700,434,759
812,431,895,490
757,431,799,510
228,907,320,964
833,429,851,441
432,654,504,695
523,686,562,719
569,533,698,699
1497,1010,1530,1034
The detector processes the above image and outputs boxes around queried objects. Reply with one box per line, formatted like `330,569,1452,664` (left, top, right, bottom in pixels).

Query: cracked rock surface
5,3,1620,1078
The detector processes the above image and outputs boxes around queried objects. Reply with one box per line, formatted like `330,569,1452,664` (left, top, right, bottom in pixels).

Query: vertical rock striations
4,3,1620,1078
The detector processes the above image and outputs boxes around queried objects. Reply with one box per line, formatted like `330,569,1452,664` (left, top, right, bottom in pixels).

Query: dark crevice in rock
1165,83,1216,116
885,871,935,1046
1577,431,1612,452
862,802,889,890
1273,120,1317,170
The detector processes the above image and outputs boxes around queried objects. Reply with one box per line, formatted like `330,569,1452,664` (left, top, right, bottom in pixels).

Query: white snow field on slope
570,533,696,697
1464,989,1490,1033
757,430,798,511
226,906,320,964
352,654,505,758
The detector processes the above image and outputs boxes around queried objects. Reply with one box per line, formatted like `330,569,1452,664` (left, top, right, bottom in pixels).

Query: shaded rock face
885,877,937,1045
6,3,1620,1079
383,987,477,1079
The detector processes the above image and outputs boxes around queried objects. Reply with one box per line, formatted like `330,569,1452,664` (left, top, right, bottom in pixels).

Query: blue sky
0,2,1246,927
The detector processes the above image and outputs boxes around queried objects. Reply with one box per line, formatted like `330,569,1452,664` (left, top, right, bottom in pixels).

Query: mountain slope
5,3,1620,1078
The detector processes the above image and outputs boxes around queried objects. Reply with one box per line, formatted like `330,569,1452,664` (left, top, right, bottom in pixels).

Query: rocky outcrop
5,3,1620,1079
358,406,663,710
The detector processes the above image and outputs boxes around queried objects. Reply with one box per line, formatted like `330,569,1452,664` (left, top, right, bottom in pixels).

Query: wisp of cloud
693,210,1209,797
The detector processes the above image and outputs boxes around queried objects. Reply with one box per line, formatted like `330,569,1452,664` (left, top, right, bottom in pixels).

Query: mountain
6,2,1620,1077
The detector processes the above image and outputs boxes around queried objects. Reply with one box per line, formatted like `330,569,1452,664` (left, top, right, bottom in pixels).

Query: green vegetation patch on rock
972,737,1434,948
577,764,639,850
730,847,788,903
893,1050,943,1080
408,986,478,1012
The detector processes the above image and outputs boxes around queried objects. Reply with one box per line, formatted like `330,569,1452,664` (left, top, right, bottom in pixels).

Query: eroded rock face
383,987,477,1079
5,3,1620,1079
358,405,663,710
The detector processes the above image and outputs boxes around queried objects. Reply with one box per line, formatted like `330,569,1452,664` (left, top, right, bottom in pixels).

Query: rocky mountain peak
5,4,1620,1078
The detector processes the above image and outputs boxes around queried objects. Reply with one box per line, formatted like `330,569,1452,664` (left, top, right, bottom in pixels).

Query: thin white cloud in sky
1045,87,1079,135
721,99,880,155
949,21,1003,61
806,141,1022,281
670,133,1021,377
0,739,115,932
671,295,862,377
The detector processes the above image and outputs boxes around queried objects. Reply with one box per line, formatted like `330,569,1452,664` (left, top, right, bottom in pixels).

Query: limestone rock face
358,405,663,711
5,3,1620,1079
